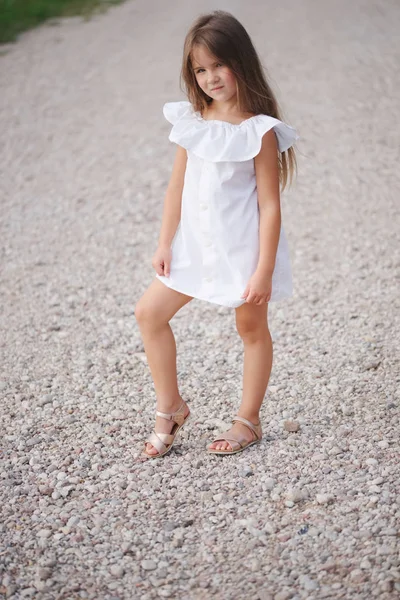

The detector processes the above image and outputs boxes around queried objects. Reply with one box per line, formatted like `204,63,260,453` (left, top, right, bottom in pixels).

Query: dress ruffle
163,101,299,162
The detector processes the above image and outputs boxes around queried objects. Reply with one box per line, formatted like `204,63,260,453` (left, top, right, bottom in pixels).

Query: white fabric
156,101,299,308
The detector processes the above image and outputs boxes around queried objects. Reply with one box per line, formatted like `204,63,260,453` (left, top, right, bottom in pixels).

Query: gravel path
1,0,399,598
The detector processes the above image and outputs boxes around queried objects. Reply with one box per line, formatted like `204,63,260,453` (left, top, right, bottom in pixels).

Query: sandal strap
210,435,242,451
145,431,175,454
232,416,262,440
156,399,186,425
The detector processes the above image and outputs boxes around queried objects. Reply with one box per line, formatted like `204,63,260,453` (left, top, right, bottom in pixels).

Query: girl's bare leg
134,278,193,455
209,302,272,451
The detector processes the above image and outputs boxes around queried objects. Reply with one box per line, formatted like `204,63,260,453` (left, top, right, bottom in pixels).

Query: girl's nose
208,73,220,85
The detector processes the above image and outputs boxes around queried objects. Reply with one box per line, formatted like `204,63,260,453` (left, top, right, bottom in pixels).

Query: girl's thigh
135,278,193,325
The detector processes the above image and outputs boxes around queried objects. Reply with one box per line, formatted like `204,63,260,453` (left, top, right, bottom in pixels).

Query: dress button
204,241,212,247
204,276,213,282
200,203,208,211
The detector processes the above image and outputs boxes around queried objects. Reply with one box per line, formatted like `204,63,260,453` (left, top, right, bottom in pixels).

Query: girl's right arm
152,145,187,277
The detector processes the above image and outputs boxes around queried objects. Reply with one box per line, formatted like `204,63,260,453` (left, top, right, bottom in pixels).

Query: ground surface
0,0,399,599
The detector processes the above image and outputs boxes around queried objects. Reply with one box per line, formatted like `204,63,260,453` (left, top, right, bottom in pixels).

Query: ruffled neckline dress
164,101,298,160
156,101,299,308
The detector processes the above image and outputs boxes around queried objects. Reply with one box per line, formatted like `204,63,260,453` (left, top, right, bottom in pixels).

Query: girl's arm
242,130,281,304
158,145,187,248
254,130,281,275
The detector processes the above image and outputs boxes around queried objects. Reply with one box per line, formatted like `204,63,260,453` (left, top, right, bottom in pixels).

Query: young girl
135,10,298,458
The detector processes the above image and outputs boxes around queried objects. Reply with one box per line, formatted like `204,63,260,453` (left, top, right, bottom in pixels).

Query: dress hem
156,275,292,309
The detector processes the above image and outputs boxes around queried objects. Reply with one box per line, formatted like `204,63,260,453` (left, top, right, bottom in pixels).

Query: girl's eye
196,68,205,74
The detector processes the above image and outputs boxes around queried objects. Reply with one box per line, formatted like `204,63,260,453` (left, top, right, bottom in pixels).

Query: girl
135,10,298,458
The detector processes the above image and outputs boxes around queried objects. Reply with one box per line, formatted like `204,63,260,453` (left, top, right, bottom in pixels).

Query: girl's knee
135,280,192,329
235,313,268,342
134,295,169,330
134,297,156,327
133,298,145,324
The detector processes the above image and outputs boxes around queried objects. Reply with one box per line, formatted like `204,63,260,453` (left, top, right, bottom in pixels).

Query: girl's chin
210,93,227,101
209,89,236,101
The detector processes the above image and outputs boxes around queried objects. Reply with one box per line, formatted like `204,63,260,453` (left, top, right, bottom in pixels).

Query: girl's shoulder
163,100,299,162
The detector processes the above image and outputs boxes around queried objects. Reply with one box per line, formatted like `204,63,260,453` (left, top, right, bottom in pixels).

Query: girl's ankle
156,397,184,412
237,412,260,424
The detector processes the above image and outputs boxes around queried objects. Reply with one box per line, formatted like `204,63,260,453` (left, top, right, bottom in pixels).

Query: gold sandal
142,399,190,459
207,416,262,455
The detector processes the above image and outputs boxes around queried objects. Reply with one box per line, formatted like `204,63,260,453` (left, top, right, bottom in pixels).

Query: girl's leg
134,278,193,455
208,302,271,451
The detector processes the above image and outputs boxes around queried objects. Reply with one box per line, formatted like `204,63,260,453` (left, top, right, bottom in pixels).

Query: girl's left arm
241,130,281,304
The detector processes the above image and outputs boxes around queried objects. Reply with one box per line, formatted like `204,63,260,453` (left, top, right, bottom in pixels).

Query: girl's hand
152,246,172,277
241,270,272,305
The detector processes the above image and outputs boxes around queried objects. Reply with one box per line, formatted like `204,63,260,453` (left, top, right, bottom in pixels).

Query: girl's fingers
154,262,164,276
243,289,271,304
250,294,268,305
152,252,171,276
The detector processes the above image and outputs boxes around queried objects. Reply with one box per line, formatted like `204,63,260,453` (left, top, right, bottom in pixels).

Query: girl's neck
203,100,255,123
206,98,238,116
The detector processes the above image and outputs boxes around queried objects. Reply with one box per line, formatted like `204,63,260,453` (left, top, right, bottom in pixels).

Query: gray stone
141,560,157,571
283,420,300,432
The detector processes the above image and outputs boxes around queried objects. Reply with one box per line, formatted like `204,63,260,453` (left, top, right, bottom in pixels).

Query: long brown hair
181,10,297,190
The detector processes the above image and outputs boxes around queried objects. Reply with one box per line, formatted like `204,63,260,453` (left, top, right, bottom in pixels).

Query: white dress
156,101,299,309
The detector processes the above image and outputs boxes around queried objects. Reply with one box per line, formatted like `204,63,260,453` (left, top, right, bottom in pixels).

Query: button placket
198,164,215,286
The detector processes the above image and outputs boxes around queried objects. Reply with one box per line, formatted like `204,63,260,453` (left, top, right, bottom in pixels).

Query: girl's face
191,45,237,103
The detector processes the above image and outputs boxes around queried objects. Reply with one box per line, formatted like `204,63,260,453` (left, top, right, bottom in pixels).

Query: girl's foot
144,398,190,457
208,417,259,452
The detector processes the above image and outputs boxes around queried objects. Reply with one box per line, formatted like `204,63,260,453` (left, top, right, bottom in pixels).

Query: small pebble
141,560,157,571
283,420,300,432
